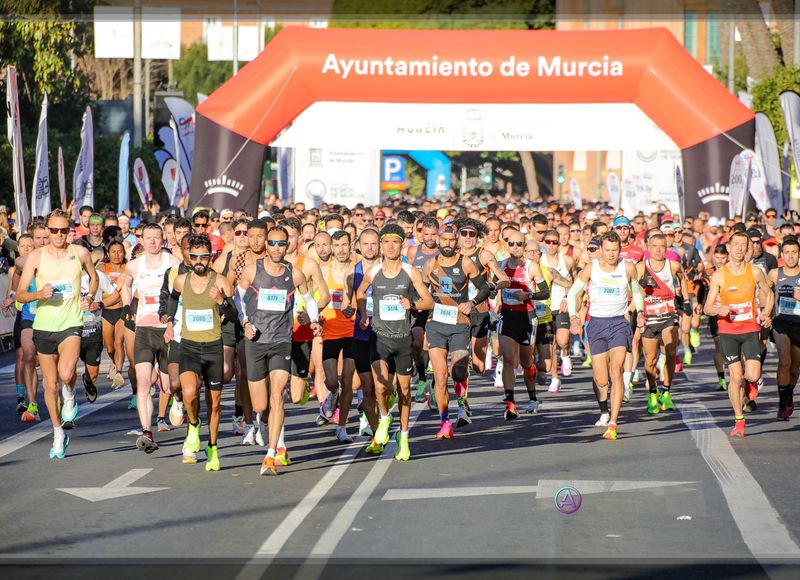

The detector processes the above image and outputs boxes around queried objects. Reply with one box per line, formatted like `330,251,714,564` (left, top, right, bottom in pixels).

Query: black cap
746,227,763,239
589,236,601,247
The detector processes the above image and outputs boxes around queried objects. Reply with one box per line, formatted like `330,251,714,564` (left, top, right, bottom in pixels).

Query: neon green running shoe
128,395,137,410
388,390,397,411
647,392,660,415
365,438,384,454
394,432,411,461
581,355,592,368
428,385,437,410
204,444,220,472
414,380,427,403
299,380,311,406
374,414,392,446
186,420,202,453
689,328,701,349
717,378,727,391
659,390,677,411
682,351,693,366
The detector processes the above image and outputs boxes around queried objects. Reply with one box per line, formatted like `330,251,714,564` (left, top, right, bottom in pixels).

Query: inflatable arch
191,26,754,217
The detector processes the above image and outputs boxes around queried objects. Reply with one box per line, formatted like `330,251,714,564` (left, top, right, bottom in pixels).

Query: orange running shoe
602,424,618,440
730,419,746,438
435,420,454,439
260,455,278,475
275,447,291,466
503,401,519,420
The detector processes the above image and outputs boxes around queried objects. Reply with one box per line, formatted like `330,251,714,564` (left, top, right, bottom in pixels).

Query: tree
752,65,800,146
172,43,233,107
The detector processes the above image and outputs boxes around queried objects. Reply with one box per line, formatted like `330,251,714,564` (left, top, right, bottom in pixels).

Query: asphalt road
0,328,799,580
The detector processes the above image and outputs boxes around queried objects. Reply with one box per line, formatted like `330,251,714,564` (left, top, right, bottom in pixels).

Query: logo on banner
462,109,485,148
306,179,326,202
396,122,446,136
696,182,730,205
203,174,244,197
636,150,658,163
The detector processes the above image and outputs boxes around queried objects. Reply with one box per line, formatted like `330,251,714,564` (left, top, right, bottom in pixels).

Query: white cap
585,210,598,220
258,210,271,219
220,208,234,217
708,216,720,227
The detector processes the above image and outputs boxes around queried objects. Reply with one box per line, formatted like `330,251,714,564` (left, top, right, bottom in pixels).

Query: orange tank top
321,263,355,340
718,263,760,334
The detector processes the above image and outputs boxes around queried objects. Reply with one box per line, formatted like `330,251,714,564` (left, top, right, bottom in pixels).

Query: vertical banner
168,117,185,206
73,106,95,215
779,91,800,194
740,149,768,212
57,146,66,211
132,157,152,207
621,177,638,216
783,142,792,213
118,131,130,213
755,112,784,216
31,93,51,217
728,153,751,218
569,178,582,211
606,172,620,212
675,165,685,221
164,97,194,185
6,65,29,232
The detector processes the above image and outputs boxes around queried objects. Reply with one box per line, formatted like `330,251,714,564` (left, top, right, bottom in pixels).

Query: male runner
614,216,644,401
541,229,574,391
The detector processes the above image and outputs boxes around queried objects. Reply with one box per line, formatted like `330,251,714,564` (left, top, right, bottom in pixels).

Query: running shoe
716,378,727,391
364,438,384,454
157,418,171,432
310,384,317,400
149,382,157,397
503,401,519,420
182,442,197,464
536,368,547,386
561,356,572,377
743,399,757,414
787,403,796,418
689,328,701,349
632,369,641,383
332,408,340,425
321,392,336,418
730,419,746,438
204,445,220,472
185,420,202,453
494,360,504,389
581,355,592,368
415,379,428,403
647,392,660,415
571,341,581,358
777,406,791,421
682,351,692,366
49,433,70,460
675,360,683,372
60,385,78,423
111,371,125,390
659,391,677,411
276,447,291,466
21,402,40,422
255,424,266,447
745,380,760,402
107,363,117,380
463,396,472,417
547,378,561,394
623,382,631,403
358,412,373,437
435,419,454,439
594,413,610,427
525,400,540,414
82,372,97,403
169,399,185,427
455,408,471,428
128,395,137,410
336,427,354,443
231,415,244,436
374,414,392,446
602,425,618,440
427,387,436,411
394,432,411,461
299,380,311,406
241,424,256,445
260,455,278,476
136,433,159,454
16,385,26,413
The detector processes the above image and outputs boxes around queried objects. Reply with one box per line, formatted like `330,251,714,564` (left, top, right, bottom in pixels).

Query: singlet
292,255,319,343
619,243,644,264
369,262,415,339
97,262,125,309
412,246,438,272
168,263,190,343
641,259,678,324
353,260,374,341
587,259,629,318
134,252,173,328
465,249,489,313
80,270,114,340
718,263,760,335
543,251,569,309
500,258,532,313
181,271,222,343
19,280,37,322
775,267,800,322
427,255,470,327
321,263,355,341
245,259,295,344
534,264,552,323
33,244,83,332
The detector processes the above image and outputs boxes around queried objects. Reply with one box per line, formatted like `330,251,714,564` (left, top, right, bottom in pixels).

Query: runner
708,244,729,390
541,228,574,392
79,262,120,403
97,240,127,389
704,230,773,437
614,216,644,402
567,231,644,440
356,223,434,460
16,209,99,458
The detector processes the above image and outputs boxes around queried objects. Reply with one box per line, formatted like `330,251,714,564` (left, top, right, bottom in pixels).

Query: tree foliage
752,64,800,146
172,43,233,107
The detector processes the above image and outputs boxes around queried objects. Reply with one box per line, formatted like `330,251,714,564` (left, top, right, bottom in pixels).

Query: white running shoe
571,341,581,358
456,407,472,427
231,416,244,435
525,400,541,414
358,412,373,437
561,356,572,377
485,348,493,371
111,372,125,390
595,413,610,427
241,425,256,445
336,427,354,443
169,399,185,427
623,382,632,403
107,363,117,380
632,369,641,383
61,384,77,423
547,378,561,393
494,359,504,389
623,372,632,391
255,424,265,447
181,442,197,464
321,392,336,418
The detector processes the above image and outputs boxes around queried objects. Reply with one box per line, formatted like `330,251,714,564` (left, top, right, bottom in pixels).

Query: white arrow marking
57,468,168,502
381,480,697,501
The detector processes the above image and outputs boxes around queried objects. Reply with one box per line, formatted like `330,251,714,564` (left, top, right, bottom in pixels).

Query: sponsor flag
57,146,66,210
30,93,51,217
164,97,194,185
755,112,784,216
73,106,94,216
606,172,620,211
783,142,792,212
728,152,751,218
739,149,769,212
6,65,29,232
620,176,639,216
675,165,685,221
780,91,800,201
118,131,130,213
132,157,152,207
569,178,582,211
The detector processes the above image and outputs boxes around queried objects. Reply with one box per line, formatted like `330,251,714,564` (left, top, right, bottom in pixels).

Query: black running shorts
180,338,224,390
33,326,81,356
245,340,291,380
133,326,169,368
372,334,413,376
719,331,761,366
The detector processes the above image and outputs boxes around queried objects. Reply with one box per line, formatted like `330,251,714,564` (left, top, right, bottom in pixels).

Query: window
706,12,721,67
684,11,698,58
202,17,221,45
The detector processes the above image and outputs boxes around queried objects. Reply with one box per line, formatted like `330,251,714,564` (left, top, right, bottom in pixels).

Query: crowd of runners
3,197,797,473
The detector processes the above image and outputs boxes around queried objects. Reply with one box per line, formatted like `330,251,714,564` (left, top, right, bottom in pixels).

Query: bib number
51,279,75,300
598,286,621,297
534,302,548,318
330,290,344,310
258,289,287,312
468,282,478,301
502,288,523,305
432,303,458,325
185,308,214,332
366,296,374,317
139,291,160,316
729,301,754,322
379,297,405,321
644,299,675,317
778,296,800,317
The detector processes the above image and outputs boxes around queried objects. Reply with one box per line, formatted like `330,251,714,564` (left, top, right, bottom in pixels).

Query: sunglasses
189,253,211,260
507,241,525,248
267,239,288,247
752,239,763,244
193,222,208,228
544,239,558,245
49,227,69,235
234,230,248,237
614,225,630,230
766,214,777,218
374,217,385,221
459,230,478,238
221,216,233,221
354,212,364,217
588,246,599,252
570,229,580,233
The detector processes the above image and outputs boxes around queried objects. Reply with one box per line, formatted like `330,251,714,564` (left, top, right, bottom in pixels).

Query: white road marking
680,403,800,558
57,468,168,502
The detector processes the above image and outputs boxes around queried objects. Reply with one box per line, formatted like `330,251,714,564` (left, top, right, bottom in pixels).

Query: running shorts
33,326,81,356
102,307,123,327
79,338,102,367
772,319,800,348
642,318,678,340
168,339,182,365
133,326,169,368
291,341,311,378
13,316,33,350
372,334,413,376
353,334,377,375
554,311,571,331
322,336,355,361
245,340,291,380
719,331,761,366
586,316,632,355
498,309,534,346
535,321,554,345
426,321,471,352
469,310,490,339
180,338,224,390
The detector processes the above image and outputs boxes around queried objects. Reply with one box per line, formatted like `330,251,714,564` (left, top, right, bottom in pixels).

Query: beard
193,263,209,276
439,246,456,257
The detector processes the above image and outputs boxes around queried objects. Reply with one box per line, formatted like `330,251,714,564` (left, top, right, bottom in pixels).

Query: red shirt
620,243,644,264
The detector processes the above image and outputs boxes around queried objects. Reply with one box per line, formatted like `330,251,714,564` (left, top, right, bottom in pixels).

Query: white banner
675,165,685,221
293,148,380,209
93,6,134,59
620,177,638,216
6,65,29,232
57,146,66,210
569,178,582,210
132,157,152,207
621,149,682,215
31,94,51,217
728,153,751,219
73,106,94,214
739,149,769,212
141,8,181,60
207,25,260,62
754,112,783,215
779,91,800,194
168,118,188,206
164,97,194,184
606,172,620,211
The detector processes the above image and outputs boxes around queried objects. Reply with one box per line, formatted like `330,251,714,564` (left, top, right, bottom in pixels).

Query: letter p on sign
382,155,406,184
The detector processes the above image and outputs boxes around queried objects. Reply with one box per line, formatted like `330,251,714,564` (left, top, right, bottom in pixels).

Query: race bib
366,296,374,317
28,302,37,315
379,297,406,321
644,299,675,317
534,302,548,318
185,308,214,331
139,291,160,315
778,296,800,317
258,288,287,312
729,301,754,322
598,285,622,296
432,303,458,325
330,290,344,310
502,288,523,305
51,279,75,300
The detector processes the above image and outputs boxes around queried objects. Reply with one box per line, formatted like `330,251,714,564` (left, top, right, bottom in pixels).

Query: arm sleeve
157,271,171,318
630,280,644,311
166,287,181,320
302,291,319,322
529,279,550,301
220,296,238,323
566,278,586,317
471,277,496,304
